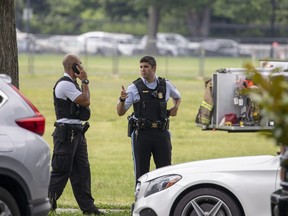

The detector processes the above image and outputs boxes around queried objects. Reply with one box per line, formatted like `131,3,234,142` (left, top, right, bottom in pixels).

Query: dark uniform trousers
132,129,172,180
48,124,95,212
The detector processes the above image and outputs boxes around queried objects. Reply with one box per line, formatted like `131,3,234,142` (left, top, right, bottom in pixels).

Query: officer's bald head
62,54,80,71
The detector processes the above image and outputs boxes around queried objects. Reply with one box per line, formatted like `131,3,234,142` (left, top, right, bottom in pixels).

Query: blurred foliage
15,0,288,37
245,62,288,146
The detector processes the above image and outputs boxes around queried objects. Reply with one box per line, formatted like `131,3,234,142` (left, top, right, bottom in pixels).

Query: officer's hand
120,85,128,100
75,65,88,80
169,106,178,116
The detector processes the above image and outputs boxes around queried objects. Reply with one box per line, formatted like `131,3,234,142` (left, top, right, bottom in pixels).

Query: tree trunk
270,0,277,37
0,0,19,88
186,8,211,37
145,0,160,55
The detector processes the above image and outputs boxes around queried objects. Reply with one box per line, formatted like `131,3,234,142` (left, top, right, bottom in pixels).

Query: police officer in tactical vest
48,54,104,215
117,56,181,182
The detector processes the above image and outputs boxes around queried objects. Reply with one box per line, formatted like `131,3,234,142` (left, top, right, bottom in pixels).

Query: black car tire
0,186,20,216
173,187,243,216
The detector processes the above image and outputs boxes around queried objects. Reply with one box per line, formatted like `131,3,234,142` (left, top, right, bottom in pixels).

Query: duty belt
54,122,90,134
137,118,169,130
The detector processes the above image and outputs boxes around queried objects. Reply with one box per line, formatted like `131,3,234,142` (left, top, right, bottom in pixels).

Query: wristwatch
82,79,89,84
119,97,126,102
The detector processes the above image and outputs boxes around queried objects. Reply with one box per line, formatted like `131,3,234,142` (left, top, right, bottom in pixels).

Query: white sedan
132,155,280,216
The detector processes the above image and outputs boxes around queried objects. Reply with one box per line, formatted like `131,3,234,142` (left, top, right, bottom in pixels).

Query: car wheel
0,186,20,216
173,188,243,216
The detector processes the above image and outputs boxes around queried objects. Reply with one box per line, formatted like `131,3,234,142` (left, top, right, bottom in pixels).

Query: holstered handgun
82,122,90,134
127,115,136,137
162,118,170,130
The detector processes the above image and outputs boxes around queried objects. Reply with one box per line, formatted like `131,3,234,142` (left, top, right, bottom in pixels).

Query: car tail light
11,85,46,136
16,115,45,136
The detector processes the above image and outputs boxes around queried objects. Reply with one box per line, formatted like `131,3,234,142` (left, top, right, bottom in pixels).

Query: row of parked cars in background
17,29,252,57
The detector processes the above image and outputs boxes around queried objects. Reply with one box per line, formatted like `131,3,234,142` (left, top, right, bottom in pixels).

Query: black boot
83,207,105,215
48,193,57,211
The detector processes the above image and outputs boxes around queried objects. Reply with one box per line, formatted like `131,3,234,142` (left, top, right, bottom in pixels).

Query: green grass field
18,54,278,215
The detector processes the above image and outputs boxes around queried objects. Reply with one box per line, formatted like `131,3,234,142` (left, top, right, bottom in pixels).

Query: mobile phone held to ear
72,63,80,74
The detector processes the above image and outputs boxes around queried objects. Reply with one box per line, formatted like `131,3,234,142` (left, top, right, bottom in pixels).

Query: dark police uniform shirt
123,76,181,112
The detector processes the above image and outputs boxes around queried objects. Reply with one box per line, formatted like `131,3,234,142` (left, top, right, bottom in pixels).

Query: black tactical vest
53,76,90,121
133,77,167,121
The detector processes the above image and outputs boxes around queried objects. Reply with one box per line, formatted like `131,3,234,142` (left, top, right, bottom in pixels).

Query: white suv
0,74,51,215
134,33,198,56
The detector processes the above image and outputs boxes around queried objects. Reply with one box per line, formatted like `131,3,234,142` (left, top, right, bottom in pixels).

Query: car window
165,36,176,44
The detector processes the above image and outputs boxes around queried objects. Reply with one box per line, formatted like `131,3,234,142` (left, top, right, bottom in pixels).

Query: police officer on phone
116,56,181,182
48,53,104,215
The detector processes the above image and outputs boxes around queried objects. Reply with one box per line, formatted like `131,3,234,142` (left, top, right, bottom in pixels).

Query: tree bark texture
145,0,160,55
0,0,19,88
186,8,211,37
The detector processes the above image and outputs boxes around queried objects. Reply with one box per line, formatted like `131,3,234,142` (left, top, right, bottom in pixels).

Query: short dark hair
140,56,156,68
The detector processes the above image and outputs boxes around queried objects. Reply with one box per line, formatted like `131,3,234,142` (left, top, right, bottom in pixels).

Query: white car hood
139,155,279,182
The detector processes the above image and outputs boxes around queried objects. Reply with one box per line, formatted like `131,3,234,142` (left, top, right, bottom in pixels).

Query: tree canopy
15,0,288,38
